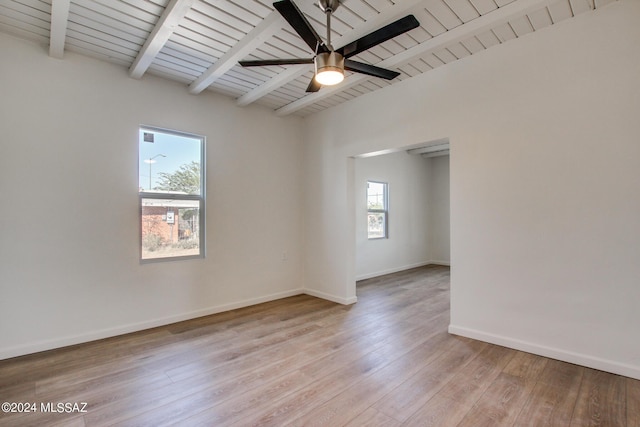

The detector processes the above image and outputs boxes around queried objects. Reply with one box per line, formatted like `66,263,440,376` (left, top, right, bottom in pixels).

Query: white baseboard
0,288,305,361
356,260,450,281
304,288,358,305
448,324,640,380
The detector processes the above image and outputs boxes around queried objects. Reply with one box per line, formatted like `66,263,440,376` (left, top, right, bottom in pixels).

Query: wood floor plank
454,351,548,427
401,344,516,426
144,370,315,426
628,377,640,427
87,338,323,424
285,335,482,426
49,415,86,427
569,368,626,426
401,394,465,427
230,327,453,427
98,289,451,425
344,407,402,427
0,265,637,426
372,338,488,423
117,314,449,426
514,359,584,426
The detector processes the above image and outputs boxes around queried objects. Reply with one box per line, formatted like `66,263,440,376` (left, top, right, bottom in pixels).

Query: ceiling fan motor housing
316,51,344,71
315,51,345,85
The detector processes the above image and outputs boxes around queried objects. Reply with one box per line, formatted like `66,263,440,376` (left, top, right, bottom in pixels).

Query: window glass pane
139,126,204,262
141,198,200,260
368,212,386,239
139,129,202,195
367,182,386,210
367,181,388,239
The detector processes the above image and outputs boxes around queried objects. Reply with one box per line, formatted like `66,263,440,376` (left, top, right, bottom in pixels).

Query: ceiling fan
239,0,420,92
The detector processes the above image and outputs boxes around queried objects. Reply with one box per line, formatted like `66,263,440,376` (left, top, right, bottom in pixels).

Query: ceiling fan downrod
318,0,340,50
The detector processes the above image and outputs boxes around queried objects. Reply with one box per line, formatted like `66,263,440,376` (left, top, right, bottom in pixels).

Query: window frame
138,125,206,263
367,180,389,240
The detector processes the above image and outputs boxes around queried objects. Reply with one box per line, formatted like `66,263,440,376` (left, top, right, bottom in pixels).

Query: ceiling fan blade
344,59,400,80
306,77,322,92
273,0,327,53
239,58,314,67
337,15,420,58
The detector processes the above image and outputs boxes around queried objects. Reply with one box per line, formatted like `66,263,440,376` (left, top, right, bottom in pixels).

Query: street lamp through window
144,153,166,191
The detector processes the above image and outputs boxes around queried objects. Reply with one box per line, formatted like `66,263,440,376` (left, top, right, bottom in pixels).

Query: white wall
0,34,305,359
302,0,640,379
355,152,450,280
428,155,450,265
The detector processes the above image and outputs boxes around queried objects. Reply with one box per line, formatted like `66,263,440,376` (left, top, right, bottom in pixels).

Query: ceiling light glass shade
315,52,344,86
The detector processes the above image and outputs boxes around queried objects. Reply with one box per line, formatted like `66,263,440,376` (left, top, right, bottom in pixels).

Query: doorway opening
352,140,450,288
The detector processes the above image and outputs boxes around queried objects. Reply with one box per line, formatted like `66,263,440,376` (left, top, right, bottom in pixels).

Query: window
139,126,205,261
367,181,388,239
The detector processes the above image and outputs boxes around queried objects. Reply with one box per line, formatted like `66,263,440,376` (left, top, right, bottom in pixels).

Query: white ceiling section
0,0,616,116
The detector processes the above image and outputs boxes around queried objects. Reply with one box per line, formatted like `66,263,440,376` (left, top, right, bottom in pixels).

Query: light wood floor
1,265,639,426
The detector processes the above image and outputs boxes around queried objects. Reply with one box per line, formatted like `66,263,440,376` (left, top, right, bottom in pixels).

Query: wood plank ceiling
0,0,616,116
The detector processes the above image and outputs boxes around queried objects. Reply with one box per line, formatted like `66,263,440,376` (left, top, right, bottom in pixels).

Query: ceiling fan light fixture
315,51,344,86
